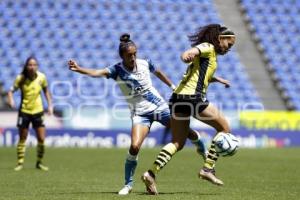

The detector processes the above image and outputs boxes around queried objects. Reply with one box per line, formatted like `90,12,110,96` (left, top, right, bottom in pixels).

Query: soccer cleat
14,164,23,171
141,171,158,195
118,185,132,195
199,167,223,186
36,162,49,171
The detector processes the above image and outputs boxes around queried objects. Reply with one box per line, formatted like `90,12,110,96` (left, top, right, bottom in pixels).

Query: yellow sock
204,141,219,169
151,143,177,174
16,140,26,165
37,142,45,163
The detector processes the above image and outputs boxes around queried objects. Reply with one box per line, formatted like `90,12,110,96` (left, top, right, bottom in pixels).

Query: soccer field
0,147,299,200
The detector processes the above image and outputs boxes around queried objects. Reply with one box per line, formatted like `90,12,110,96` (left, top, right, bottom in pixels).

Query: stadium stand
240,0,300,110
0,0,262,111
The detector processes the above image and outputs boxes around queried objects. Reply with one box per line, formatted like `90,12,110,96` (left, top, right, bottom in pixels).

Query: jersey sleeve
195,43,214,58
41,74,48,88
105,64,118,80
147,59,157,73
11,75,22,91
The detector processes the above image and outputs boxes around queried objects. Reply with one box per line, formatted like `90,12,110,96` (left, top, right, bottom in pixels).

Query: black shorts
169,93,209,116
17,111,45,129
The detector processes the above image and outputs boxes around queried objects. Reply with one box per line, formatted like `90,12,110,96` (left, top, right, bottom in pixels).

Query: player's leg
118,116,150,195
161,127,170,145
156,107,207,160
188,129,208,160
34,127,49,171
14,112,30,171
142,112,190,195
194,103,230,185
33,112,48,171
14,128,29,171
155,112,190,169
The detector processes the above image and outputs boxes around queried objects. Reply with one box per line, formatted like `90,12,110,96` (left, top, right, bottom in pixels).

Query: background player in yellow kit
7,56,53,171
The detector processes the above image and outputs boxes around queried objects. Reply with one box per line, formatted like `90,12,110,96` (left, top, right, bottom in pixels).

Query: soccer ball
213,132,239,157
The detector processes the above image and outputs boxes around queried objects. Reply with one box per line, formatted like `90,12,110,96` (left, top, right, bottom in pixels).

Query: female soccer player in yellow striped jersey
7,56,53,171
142,24,236,194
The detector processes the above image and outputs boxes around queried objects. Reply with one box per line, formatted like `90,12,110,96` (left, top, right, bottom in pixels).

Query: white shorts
132,104,170,128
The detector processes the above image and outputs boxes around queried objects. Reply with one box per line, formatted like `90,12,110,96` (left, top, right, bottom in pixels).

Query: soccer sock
204,141,219,169
150,143,177,175
191,131,207,155
16,140,26,165
124,152,138,186
37,142,45,163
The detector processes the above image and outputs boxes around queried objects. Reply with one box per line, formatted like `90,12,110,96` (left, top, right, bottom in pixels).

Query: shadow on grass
137,191,221,196
50,191,117,195
49,191,220,196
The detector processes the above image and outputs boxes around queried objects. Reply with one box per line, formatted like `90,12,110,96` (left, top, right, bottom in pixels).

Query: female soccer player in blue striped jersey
142,24,236,195
68,33,207,195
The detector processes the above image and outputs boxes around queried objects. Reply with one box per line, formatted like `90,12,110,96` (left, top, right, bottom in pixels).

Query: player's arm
42,86,53,115
181,43,213,63
180,47,200,63
210,76,230,88
154,69,176,90
7,77,20,109
68,60,109,77
7,90,16,109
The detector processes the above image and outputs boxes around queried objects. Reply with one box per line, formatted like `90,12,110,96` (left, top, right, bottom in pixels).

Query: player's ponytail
188,24,234,54
188,24,221,47
119,33,136,58
120,33,131,43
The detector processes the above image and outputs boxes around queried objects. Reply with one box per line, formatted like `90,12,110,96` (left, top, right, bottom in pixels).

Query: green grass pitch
0,147,299,200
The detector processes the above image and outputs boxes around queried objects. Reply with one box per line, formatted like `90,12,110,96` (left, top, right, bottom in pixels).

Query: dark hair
119,33,136,58
188,24,235,53
18,56,38,88
21,56,37,79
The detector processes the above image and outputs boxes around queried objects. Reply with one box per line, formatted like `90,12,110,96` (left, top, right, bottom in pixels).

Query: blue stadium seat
0,0,263,111
241,0,300,110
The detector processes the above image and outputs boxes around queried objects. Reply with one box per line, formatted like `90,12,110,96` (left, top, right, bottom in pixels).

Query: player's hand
7,99,16,109
182,53,196,63
68,60,80,71
170,84,176,91
223,80,231,88
47,106,54,115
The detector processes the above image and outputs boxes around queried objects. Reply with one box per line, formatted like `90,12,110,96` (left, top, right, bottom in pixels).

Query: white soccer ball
213,132,239,157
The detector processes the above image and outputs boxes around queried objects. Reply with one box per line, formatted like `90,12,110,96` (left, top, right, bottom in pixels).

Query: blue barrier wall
0,128,299,148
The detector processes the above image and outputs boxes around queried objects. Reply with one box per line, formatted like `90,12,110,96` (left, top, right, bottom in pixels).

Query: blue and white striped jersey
106,59,167,115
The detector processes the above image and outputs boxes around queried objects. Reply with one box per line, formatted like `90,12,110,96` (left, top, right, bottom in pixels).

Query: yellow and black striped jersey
174,42,217,96
12,71,48,114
